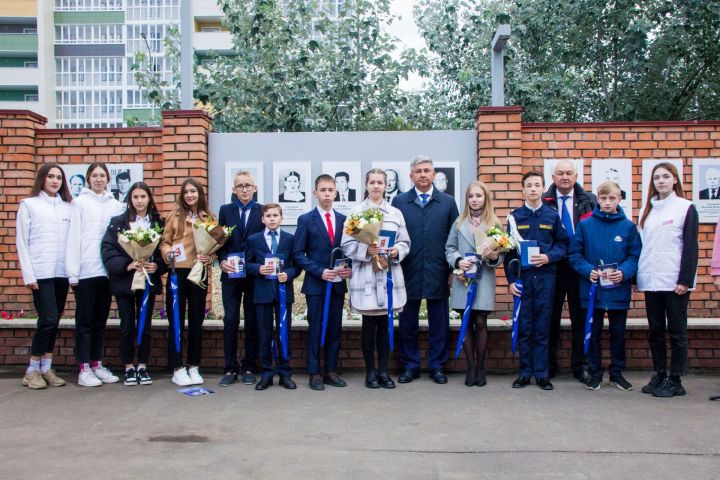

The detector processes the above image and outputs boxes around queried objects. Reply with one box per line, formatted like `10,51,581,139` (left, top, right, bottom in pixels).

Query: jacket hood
77,187,116,202
590,204,628,222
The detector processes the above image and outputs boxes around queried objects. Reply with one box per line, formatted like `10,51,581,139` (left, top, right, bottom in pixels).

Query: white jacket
637,192,694,291
66,188,124,283
16,191,72,285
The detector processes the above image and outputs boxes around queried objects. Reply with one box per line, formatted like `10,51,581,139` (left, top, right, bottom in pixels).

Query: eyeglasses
234,184,255,191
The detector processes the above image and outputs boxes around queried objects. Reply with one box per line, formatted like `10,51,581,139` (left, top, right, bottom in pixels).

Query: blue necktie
240,205,248,226
560,195,574,239
420,193,429,207
269,230,278,254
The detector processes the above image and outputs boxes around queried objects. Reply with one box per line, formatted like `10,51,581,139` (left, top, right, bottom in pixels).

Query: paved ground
1,367,719,479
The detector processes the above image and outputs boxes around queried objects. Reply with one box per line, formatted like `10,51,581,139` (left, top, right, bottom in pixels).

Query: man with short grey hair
392,156,459,384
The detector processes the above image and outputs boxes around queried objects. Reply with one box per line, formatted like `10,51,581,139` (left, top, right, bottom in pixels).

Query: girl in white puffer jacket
66,162,124,387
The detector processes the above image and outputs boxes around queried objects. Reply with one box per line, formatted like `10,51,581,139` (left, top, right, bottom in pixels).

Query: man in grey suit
392,156,459,384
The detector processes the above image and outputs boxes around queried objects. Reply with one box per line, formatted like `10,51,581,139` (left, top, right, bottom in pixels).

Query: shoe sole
653,390,687,398
609,381,633,391
585,384,601,391
124,381,138,386
79,382,102,387
512,384,530,389
139,380,153,385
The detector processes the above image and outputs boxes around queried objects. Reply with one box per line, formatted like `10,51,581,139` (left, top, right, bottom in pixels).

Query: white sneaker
187,366,204,385
172,368,193,386
78,369,102,387
93,366,119,384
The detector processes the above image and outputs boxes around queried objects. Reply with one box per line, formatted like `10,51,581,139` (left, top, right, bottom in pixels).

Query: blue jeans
584,309,627,380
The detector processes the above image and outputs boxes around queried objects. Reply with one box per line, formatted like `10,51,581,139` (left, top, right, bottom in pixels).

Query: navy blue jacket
292,209,347,296
503,204,569,284
217,201,264,282
392,188,459,299
246,230,300,304
568,205,642,310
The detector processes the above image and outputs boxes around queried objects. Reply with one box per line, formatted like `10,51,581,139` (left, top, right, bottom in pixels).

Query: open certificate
377,229,396,250
264,254,284,280
227,252,246,279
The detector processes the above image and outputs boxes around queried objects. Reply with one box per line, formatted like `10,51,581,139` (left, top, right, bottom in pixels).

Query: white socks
40,357,52,373
27,358,41,374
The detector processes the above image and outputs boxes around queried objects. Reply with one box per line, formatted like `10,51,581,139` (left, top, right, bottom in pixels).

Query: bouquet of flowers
118,225,164,291
485,226,516,252
344,208,387,271
188,219,235,288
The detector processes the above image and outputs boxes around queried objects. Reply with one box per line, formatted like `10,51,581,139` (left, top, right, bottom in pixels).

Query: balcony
193,0,224,21
0,33,38,54
0,67,39,87
193,30,233,54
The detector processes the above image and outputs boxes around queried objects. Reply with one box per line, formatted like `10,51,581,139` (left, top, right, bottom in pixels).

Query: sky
387,0,426,90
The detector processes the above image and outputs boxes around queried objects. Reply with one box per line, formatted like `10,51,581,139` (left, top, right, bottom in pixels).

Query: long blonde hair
456,181,500,229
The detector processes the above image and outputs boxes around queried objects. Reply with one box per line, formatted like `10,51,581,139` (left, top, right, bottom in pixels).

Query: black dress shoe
323,372,347,388
512,376,531,388
537,378,554,390
241,370,257,385
475,371,487,387
575,370,592,384
219,373,237,387
429,369,448,384
309,374,325,391
377,372,396,389
365,372,380,389
464,369,476,387
279,376,297,390
255,376,273,390
397,368,420,384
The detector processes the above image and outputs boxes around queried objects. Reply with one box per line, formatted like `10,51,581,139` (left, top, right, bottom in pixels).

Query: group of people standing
14,157,709,398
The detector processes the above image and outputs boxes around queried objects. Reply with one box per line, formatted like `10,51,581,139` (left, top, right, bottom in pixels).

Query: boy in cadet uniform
504,170,569,391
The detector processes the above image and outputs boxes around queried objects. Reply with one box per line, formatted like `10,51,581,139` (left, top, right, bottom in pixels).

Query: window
23,28,37,34
200,27,221,32
25,94,39,101
24,61,38,68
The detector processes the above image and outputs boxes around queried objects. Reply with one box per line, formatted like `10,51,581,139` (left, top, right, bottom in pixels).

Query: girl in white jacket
66,162,124,387
16,163,73,390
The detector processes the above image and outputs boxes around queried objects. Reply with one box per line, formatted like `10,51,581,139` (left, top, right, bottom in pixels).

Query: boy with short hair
504,170,569,390
568,181,641,391
246,203,300,390
292,174,352,391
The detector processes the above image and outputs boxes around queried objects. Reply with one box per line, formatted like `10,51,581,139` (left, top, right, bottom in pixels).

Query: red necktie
325,212,334,244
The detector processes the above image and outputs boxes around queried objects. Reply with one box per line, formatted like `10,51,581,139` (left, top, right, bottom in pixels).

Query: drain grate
148,435,209,443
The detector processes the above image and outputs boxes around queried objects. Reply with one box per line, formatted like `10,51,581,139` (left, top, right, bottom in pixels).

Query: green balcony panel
0,56,38,67
0,34,38,53
0,88,39,101
54,11,124,24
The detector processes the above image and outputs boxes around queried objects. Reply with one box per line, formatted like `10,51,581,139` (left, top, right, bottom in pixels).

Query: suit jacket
217,201,264,282
392,188,459,299
334,189,356,202
699,188,720,200
246,230,300,304
292,209,347,296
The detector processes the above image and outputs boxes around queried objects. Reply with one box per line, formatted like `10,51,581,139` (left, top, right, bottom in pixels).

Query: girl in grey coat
445,181,503,387
342,169,411,389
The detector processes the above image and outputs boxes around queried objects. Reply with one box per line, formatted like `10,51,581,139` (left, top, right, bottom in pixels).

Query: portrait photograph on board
63,163,143,202
591,159,633,219
692,158,720,223
371,161,411,203
273,161,312,225
322,161,361,215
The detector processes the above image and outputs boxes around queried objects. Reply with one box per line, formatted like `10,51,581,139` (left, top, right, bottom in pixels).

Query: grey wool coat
341,199,411,316
445,218,503,312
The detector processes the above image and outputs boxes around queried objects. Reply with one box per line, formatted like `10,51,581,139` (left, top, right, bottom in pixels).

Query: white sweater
16,191,72,285
66,188,124,283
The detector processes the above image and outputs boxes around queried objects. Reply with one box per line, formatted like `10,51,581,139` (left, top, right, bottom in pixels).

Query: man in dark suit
217,171,265,387
293,174,352,390
542,160,597,382
333,171,356,202
246,204,300,390
392,156,459,384
699,168,720,199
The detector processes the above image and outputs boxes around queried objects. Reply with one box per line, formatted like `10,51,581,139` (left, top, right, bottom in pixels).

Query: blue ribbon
584,282,598,355
170,271,181,353
278,283,289,360
455,281,479,359
136,279,151,345
387,268,394,351
321,281,332,347
511,279,523,355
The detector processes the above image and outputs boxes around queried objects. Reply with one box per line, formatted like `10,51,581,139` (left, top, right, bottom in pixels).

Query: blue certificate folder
377,229,396,250
264,254,285,280
227,252,246,279
520,240,538,267
464,253,482,279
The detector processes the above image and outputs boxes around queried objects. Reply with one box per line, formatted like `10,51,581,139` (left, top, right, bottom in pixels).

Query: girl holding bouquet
341,169,411,389
445,181,503,387
101,182,166,386
160,178,215,386
66,162,124,387
16,163,73,389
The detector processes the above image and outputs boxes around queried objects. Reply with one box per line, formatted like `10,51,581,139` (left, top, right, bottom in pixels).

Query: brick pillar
476,106,523,219
0,110,47,312
160,110,213,214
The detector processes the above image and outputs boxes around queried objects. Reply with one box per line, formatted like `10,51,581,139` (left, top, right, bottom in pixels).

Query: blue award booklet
598,262,619,289
463,253,482,279
227,252,246,279
264,254,285,280
332,258,352,283
520,240,538,267
377,229,396,250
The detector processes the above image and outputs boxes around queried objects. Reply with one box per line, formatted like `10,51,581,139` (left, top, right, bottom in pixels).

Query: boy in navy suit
246,203,300,390
217,171,264,387
293,174,352,391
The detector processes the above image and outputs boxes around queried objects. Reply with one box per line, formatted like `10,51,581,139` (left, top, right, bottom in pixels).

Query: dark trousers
583,309,627,380
306,292,344,375
74,276,112,364
549,261,586,375
644,291,689,376
31,277,69,357
398,297,449,370
517,271,555,379
165,268,207,369
221,278,258,374
361,314,389,374
257,302,293,379
117,291,155,365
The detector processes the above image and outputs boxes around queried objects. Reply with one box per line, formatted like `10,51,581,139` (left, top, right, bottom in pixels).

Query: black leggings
117,291,155,365
166,268,207,369
74,276,112,364
455,309,489,375
31,278,69,357
361,314,389,375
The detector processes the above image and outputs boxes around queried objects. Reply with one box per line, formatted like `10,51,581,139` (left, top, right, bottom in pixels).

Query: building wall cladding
1,107,719,370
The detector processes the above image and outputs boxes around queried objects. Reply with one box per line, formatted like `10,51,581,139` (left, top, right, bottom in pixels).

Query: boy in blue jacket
568,181,642,391
504,171,569,391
